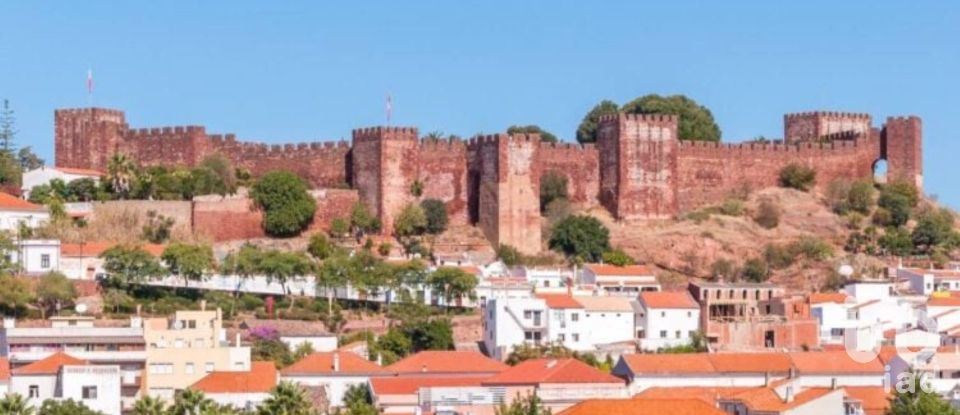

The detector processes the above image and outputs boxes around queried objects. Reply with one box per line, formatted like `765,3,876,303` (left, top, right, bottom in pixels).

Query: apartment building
580,264,660,295
635,291,701,351
281,351,387,408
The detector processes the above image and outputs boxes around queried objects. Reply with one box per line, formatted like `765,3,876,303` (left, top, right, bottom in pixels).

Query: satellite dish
75,304,88,314
838,264,855,278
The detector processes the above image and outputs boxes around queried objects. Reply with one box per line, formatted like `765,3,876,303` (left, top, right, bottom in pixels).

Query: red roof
0,192,45,211
843,387,891,415
708,353,793,374
809,292,851,305
536,294,583,309
60,242,165,257
788,351,885,374
386,351,509,375
370,376,486,395
55,167,104,176
639,291,699,309
13,352,86,375
482,358,622,385
584,264,654,277
0,357,10,381
928,296,960,307
620,354,717,375
191,361,277,394
559,399,726,415
281,352,385,376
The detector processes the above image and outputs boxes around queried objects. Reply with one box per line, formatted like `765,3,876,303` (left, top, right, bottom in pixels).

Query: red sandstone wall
883,117,923,190
474,134,542,255
55,108,126,172
537,143,599,207
207,136,351,188
784,112,871,144
418,139,469,225
120,126,207,168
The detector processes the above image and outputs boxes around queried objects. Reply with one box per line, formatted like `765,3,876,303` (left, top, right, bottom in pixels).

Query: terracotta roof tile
54,167,104,176
536,294,583,309
386,351,508,375
281,352,385,376
584,264,654,277
12,352,86,375
727,387,837,412
809,292,851,305
0,192,45,211
191,361,277,393
482,358,622,385
370,376,486,395
573,296,634,312
843,386,891,415
620,354,716,375
634,386,756,403
559,398,726,415
0,357,9,381
788,351,885,374
928,295,960,307
61,242,165,257
708,353,792,374
639,291,699,309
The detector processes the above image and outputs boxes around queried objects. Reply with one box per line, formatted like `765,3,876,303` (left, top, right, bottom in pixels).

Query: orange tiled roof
370,376,487,395
634,386,755,403
191,361,277,394
281,352,385,376
0,357,9,381
620,354,716,375
584,264,654,277
559,398,726,415
386,351,508,375
12,352,86,375
0,192,45,211
536,294,583,309
727,387,837,412
843,386,891,415
928,296,960,307
55,167,104,176
60,242,165,257
482,358,622,385
708,353,793,374
639,291,699,309
788,351,885,374
809,292,851,305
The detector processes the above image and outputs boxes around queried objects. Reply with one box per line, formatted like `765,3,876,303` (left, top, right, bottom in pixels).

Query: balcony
10,350,147,363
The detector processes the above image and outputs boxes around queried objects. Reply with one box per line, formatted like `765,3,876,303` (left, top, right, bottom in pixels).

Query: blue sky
2,2,958,206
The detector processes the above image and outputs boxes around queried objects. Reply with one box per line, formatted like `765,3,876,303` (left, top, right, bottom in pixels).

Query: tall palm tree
169,389,215,415
132,395,167,415
0,393,34,415
258,382,316,415
107,153,137,198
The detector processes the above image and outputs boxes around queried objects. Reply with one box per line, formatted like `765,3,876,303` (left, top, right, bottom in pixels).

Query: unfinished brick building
54,107,922,253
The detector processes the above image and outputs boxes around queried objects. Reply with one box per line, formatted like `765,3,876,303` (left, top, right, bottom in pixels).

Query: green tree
132,394,167,415
142,210,175,243
316,254,352,315
394,203,427,238
0,393,33,415
329,218,350,238
339,384,377,415
659,331,709,353
307,232,338,260
18,146,45,171
375,328,413,363
778,163,817,191
349,202,380,237
741,258,770,282
495,393,552,415
420,199,448,234
199,153,238,194
576,100,619,144
912,209,958,254
621,94,720,142
251,170,317,237
888,371,960,415
601,249,635,266
496,244,524,266
106,153,138,198
0,274,36,316
38,399,105,415
66,178,98,202
257,249,314,296
548,215,610,262
405,319,454,351
877,191,912,227
0,99,17,154
539,171,568,213
35,271,76,319
258,381,317,415
101,244,164,287
507,125,557,143
847,180,875,214
162,243,215,287
169,389,215,415
28,183,54,204
427,267,478,309
879,228,914,256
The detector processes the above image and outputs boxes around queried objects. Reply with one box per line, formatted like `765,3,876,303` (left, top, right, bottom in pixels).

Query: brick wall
538,142,600,208
473,134,542,255
418,139,469,225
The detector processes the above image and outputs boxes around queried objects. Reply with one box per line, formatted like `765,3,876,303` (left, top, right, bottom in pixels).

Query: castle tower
54,108,126,171
351,126,420,234
597,113,679,220
882,116,923,190
783,111,871,144
474,133,541,255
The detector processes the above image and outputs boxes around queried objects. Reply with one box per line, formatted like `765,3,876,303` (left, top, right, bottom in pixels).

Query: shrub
250,171,317,237
912,209,959,254
378,242,392,257
685,209,711,224
778,163,816,191
847,180,875,214
142,210,175,243
879,227,913,256
753,199,781,229
329,217,349,238
394,204,427,238
877,192,911,227
420,199,449,234
764,244,795,269
719,198,744,216
548,215,611,262
601,249,635,266
621,94,721,142
741,258,770,282
540,171,568,213
790,236,834,261
497,244,523,266
709,259,738,281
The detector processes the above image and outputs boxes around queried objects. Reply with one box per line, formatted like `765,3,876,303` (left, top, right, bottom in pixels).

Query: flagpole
87,68,94,107
386,93,392,127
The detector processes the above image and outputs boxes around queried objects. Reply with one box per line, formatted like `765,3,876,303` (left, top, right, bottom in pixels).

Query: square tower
54,108,126,171
474,133,542,255
351,126,420,234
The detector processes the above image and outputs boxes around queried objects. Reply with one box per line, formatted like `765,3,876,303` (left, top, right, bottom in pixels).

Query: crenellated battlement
123,126,206,139
598,112,679,124
785,111,871,121
418,137,467,151
352,126,419,141
677,135,872,153
54,107,126,119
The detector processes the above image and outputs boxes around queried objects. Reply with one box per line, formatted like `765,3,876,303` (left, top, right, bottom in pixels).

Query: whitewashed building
2,239,60,275
0,192,48,232
191,361,277,411
635,291,701,351
9,352,122,415
21,166,102,200
580,264,660,295
281,351,387,407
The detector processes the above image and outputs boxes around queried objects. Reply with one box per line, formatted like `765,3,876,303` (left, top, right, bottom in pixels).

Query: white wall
5,240,60,275
0,209,49,232
59,365,122,415
21,168,100,199
281,375,370,407
207,392,270,411
10,374,58,409
637,306,699,351
281,336,338,353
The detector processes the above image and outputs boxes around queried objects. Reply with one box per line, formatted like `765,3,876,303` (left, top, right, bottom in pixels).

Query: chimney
200,300,207,311
377,353,383,366
831,377,838,390
333,352,340,372
764,371,770,386
235,333,241,347
784,386,794,403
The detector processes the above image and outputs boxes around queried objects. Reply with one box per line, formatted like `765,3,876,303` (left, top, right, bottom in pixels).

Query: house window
689,331,696,338
185,363,195,375
544,281,550,287
149,363,173,374
660,311,666,317
187,320,197,329
205,362,215,373
82,386,97,399
660,330,667,338
558,334,565,342
675,330,681,339
571,313,579,322
687,311,692,318
524,310,533,319
572,333,579,342
29,385,39,398
41,254,50,268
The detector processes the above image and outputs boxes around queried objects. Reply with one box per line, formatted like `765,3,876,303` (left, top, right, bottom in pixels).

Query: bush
709,259,738,281
394,204,427,238
877,192,911,227
601,249,635,266
741,258,770,282
790,236,834,261
142,210,175,243
753,199,781,229
540,171,569,213
778,163,816,191
764,244,795,269
847,181,875,214
719,198,744,216
329,217,349,238
251,171,317,237
420,199,449,234
912,209,959,254
497,244,523,266
879,227,913,256
378,242,392,257
621,94,721,142
548,215,611,262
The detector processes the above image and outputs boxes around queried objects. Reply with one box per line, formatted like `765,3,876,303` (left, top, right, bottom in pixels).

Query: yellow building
143,303,250,399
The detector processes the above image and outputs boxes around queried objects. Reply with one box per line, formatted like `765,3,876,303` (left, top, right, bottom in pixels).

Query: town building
635,291,701,351
191,361,278,411
21,166,102,200
281,351,386,408
385,350,508,377
898,267,960,295
59,241,164,280
558,398,727,415
9,352,122,415
4,239,60,275
580,264,660,295
0,192,48,231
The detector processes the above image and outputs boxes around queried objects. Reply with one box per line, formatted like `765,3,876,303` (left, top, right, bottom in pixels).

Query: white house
809,292,856,345
512,266,573,291
280,351,386,408
3,239,60,275
635,291,701,351
21,166,102,200
898,267,960,295
580,264,660,295
9,352,122,415
191,361,277,411
280,335,338,353
0,192,48,232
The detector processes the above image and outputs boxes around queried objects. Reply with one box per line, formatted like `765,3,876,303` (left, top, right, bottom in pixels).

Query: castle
55,108,922,254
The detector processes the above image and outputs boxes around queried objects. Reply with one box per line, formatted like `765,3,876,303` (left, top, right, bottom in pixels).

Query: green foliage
495,394,552,415
39,399,105,415
719,198,745,216
877,181,919,227
307,232,337,260
497,244,523,266
505,342,599,369
601,249,635,266
507,125,558,143
827,179,875,215
162,243,215,285
252,334,294,368
885,181,920,207
763,244,795,270
847,180,876,214
548,215,610,262
141,210,175,243
18,146,44,170
0,393,33,415
622,94,720,142
66,177,99,202
169,389,215,415
709,259,738,281
911,208,958,254
35,271,76,318
778,163,817,191
409,179,424,197
329,217,350,238
106,153,137,198
405,319,455,351
338,384,377,415
888,371,960,415
377,242,392,256
394,203,427,238
420,199,449,234
876,227,913,256
349,202,380,236
258,381,318,415
251,170,317,237
753,199,781,229
741,258,770,282
540,171,568,213
658,331,708,353
257,249,315,293
132,395,167,415
199,153,238,195
0,274,36,316
789,236,834,261
427,267,478,308
576,100,619,144
101,244,164,287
